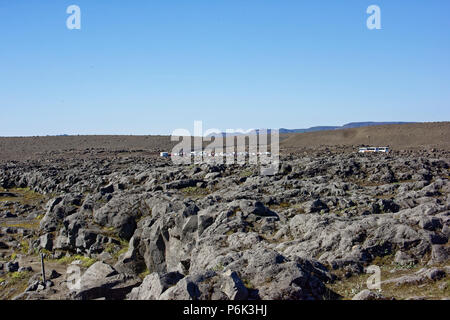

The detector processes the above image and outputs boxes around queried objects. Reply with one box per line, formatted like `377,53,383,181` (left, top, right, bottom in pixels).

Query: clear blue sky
1,0,449,136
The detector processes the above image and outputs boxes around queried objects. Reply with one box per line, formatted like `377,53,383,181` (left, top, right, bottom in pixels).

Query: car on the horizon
358,147,389,153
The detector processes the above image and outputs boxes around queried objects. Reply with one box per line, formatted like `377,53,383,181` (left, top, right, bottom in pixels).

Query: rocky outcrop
1,151,449,300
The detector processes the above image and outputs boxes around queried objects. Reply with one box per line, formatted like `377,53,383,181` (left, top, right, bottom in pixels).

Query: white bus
358,147,389,153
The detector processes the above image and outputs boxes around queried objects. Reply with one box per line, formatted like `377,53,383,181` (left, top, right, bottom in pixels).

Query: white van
358,147,389,153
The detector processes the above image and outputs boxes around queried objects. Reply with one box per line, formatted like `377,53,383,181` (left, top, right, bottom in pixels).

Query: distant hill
279,126,340,134
280,122,450,150
206,122,416,137
0,122,448,161
279,122,414,134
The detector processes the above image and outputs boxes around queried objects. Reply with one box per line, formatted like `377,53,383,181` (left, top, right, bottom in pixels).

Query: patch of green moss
239,170,253,178
180,186,209,198
138,269,150,280
0,271,32,299
225,229,236,236
20,240,29,254
105,239,129,261
279,202,291,208
56,255,96,268
242,278,255,290
10,271,29,280
212,263,224,272
0,219,41,230
0,187,45,205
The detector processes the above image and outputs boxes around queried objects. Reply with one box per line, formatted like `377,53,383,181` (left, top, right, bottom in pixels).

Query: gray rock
114,236,146,275
71,262,140,300
127,271,184,300
6,261,19,272
45,280,54,288
377,199,400,213
394,251,416,266
25,280,40,292
39,194,82,232
419,217,442,231
100,184,114,195
352,289,386,300
305,199,328,213
426,268,446,281
18,266,33,272
75,229,98,250
93,194,142,240
81,261,118,283
1,148,449,301
159,272,214,300
49,269,61,280
39,233,53,251
165,179,198,190
430,245,449,264
221,270,248,300
239,200,273,216
97,251,113,262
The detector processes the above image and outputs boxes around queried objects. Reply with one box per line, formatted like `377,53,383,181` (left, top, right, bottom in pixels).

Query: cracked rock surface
0,149,449,300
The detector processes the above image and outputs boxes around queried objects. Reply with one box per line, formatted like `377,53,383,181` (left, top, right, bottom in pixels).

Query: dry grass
239,169,253,178
328,259,450,300
104,238,129,261
0,271,33,300
270,203,305,215
180,186,210,198
56,254,96,268
242,278,255,290
0,187,45,205
138,269,151,280
0,219,41,230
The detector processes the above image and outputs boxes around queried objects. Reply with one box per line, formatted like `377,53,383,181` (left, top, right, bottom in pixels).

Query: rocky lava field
0,148,449,300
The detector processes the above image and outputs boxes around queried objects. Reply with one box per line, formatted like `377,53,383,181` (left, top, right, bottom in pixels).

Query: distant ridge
279,122,415,134
0,122,448,161
280,122,450,150
207,122,415,137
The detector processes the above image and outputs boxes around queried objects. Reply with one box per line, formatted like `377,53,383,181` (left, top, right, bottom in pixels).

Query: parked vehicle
358,147,389,153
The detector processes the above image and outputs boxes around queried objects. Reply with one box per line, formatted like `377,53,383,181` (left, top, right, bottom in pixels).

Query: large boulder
127,271,184,300
352,289,386,300
39,233,53,251
71,262,141,300
114,235,146,275
93,193,144,240
40,194,82,232
220,270,248,300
